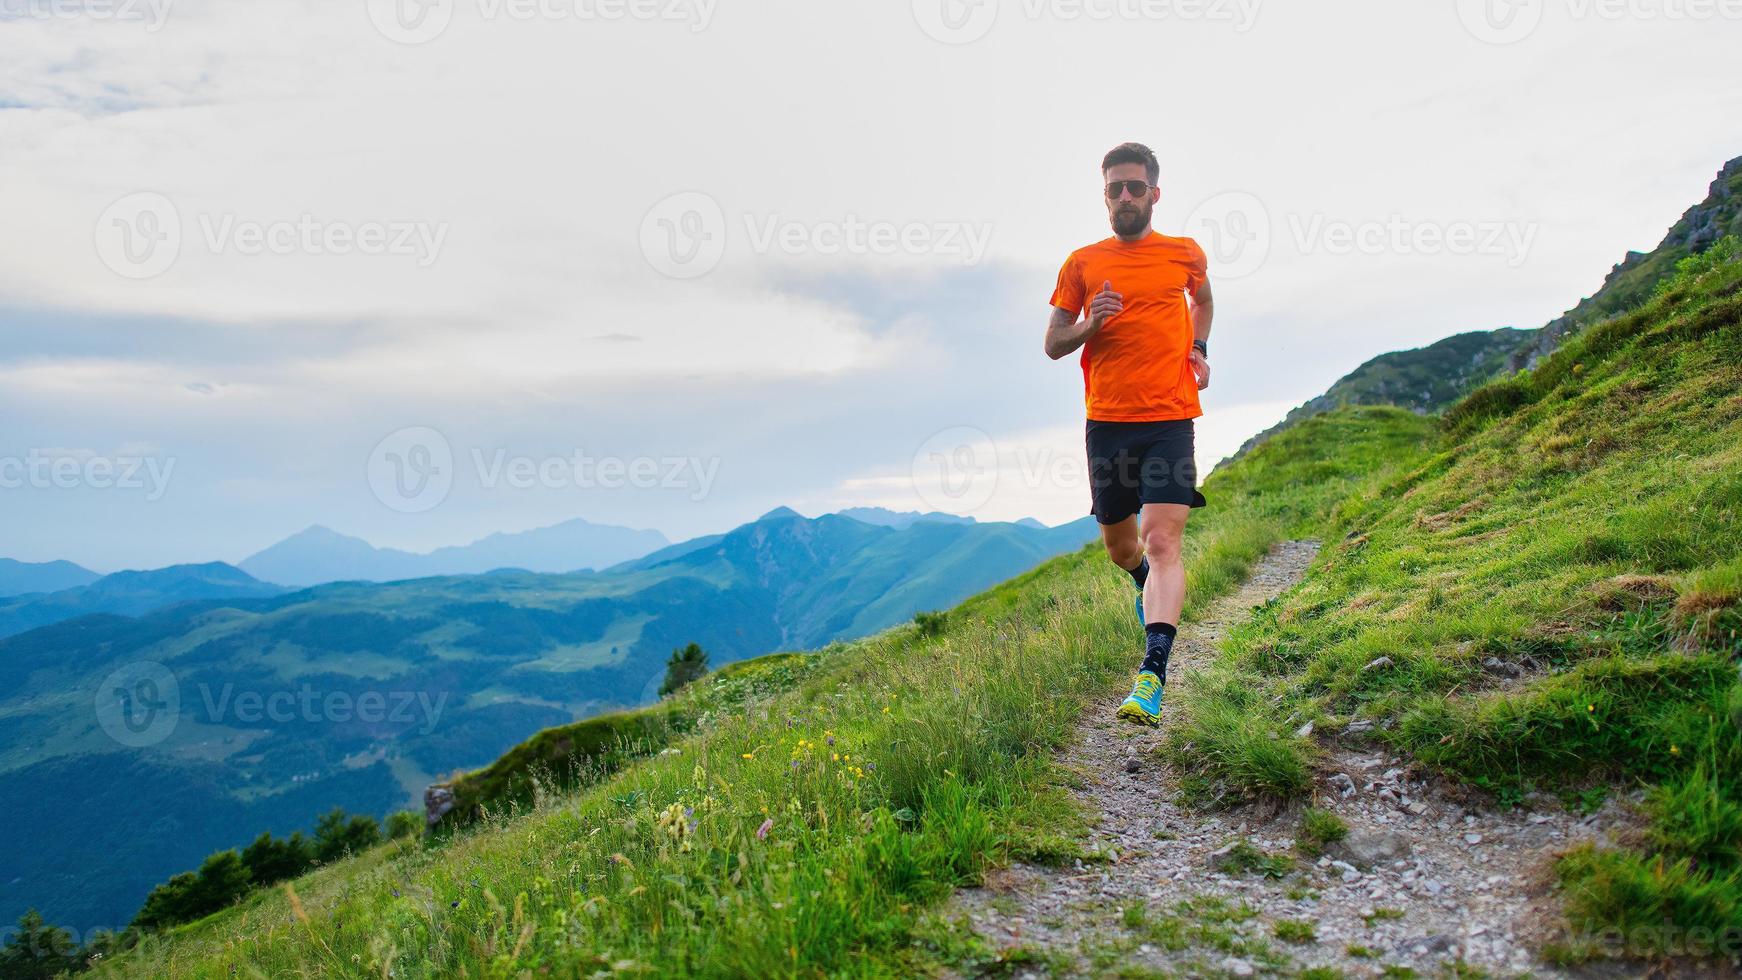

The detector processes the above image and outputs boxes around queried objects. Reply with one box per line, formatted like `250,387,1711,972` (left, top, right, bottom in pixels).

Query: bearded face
1103,163,1157,239
1111,194,1153,237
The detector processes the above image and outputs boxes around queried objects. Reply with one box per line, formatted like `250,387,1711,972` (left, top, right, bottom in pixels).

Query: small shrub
914,610,948,637
1297,807,1348,857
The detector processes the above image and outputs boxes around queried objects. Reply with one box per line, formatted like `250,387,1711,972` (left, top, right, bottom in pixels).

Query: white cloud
1,1,1738,565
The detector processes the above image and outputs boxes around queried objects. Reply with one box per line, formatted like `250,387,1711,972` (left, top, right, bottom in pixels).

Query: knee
1105,538,1142,569
1141,526,1182,563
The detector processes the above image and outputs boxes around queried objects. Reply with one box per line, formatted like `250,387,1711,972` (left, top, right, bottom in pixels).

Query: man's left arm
1189,278,1213,390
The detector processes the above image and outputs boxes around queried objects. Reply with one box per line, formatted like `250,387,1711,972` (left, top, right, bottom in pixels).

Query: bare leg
1139,503,1189,625
1099,514,1142,573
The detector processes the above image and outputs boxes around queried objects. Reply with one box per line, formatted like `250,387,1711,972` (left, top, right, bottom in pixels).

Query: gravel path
952,540,1636,979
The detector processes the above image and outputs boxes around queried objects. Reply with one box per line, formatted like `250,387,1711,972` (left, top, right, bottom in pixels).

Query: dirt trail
954,540,1628,978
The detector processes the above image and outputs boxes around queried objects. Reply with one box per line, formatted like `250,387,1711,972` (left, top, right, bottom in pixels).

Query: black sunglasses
1105,179,1153,200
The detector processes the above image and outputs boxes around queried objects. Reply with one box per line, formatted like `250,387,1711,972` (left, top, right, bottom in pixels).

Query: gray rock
1125,756,1142,773
1329,772,1357,797
1326,830,1413,869
1222,956,1254,977
424,784,456,827
1482,656,1524,678
1397,933,1457,957
1205,842,1242,871
1363,655,1394,672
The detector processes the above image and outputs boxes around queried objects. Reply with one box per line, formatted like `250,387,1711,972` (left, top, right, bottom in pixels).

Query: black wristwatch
1193,339,1208,357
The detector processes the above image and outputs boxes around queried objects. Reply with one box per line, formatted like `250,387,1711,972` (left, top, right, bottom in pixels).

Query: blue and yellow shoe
1134,590,1145,626
1116,671,1164,726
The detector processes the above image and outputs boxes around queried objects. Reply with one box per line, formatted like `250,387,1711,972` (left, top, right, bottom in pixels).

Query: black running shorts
1085,418,1208,525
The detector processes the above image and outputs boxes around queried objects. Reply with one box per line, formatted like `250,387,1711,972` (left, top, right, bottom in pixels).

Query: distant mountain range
1232,154,1742,462
833,508,977,529
0,506,1095,928
0,558,100,598
0,563,285,639
237,518,671,587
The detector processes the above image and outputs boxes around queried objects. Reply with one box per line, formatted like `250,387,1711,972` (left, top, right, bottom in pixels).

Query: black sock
1142,622,1176,681
1127,555,1149,590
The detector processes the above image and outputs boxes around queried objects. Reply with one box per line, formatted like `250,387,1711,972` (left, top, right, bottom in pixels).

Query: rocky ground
950,541,1650,979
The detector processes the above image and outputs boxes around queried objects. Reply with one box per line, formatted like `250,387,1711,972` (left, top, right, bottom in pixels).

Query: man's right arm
1044,281,1123,360
1043,306,1091,360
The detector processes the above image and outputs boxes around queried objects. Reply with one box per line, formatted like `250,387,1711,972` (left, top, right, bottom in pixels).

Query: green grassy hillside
76,402,1431,978
0,511,1093,929
1171,239,1742,957
1231,327,1535,460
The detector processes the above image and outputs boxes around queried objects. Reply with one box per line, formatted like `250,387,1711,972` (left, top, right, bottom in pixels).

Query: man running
1043,141,1213,726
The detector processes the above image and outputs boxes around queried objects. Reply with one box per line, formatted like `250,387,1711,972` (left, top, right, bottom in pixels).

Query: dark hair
1101,142,1159,185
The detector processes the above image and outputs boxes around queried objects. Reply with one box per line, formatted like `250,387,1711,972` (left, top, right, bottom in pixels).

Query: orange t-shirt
1049,232,1208,422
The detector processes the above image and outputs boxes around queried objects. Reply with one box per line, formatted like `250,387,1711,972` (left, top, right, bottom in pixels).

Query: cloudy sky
0,0,1737,570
